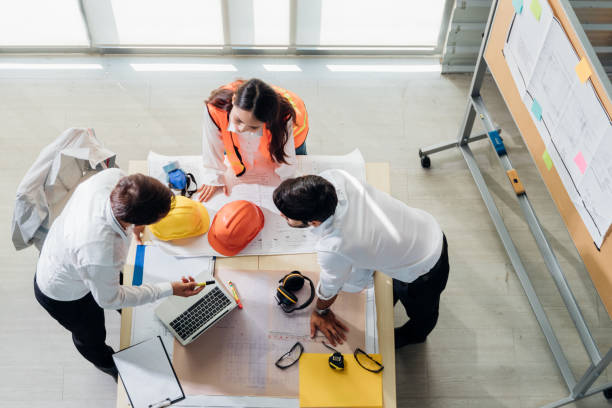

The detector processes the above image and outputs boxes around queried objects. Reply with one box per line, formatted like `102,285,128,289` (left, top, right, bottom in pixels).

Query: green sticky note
530,0,542,21
542,150,553,171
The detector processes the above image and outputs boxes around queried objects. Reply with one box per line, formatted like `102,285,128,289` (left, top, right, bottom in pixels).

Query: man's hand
132,225,145,244
310,310,349,347
197,184,227,202
171,276,204,297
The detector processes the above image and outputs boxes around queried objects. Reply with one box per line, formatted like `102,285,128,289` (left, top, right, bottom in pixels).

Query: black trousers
34,277,118,378
393,235,449,346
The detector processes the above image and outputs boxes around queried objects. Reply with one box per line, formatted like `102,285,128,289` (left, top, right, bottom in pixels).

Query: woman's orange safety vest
206,81,309,177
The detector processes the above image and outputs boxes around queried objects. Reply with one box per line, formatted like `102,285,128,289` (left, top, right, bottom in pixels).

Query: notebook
299,353,382,408
113,336,185,408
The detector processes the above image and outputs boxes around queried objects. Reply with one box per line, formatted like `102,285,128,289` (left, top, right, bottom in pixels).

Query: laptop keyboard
169,286,232,340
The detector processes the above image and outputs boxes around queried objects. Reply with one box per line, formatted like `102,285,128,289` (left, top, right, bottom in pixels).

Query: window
105,0,223,46
228,0,289,47
1,0,451,53
297,0,447,48
0,0,88,46
253,0,289,45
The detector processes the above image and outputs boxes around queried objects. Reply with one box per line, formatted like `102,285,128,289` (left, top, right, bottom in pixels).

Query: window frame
0,0,454,56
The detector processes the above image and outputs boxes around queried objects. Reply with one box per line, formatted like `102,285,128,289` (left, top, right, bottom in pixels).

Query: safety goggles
275,342,304,369
354,348,384,373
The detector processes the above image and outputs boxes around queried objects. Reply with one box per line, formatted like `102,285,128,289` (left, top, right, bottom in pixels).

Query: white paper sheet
171,268,370,398
574,125,612,243
504,41,527,98
113,336,184,408
505,1,612,247
526,21,578,127
505,0,554,87
129,266,377,404
365,286,378,353
130,246,215,356
134,289,376,405
146,150,366,256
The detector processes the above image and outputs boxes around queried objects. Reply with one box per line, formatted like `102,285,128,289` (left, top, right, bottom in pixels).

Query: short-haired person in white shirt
35,169,204,380
273,169,449,349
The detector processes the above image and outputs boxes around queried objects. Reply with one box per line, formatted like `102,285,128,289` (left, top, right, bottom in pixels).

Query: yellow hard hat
149,195,210,241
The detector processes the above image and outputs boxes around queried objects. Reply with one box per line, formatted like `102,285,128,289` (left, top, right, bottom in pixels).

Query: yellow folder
299,353,383,408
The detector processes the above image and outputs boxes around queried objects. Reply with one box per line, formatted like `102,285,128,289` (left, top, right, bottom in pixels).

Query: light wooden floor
1,56,611,408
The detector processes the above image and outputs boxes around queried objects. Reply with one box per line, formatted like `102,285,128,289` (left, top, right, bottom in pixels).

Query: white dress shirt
313,169,444,300
36,168,173,309
12,127,115,251
201,110,297,186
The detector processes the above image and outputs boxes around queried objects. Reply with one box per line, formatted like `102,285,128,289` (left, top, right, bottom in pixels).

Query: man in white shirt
35,168,203,379
273,169,449,349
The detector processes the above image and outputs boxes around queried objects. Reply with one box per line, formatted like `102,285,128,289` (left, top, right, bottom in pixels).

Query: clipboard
113,336,185,408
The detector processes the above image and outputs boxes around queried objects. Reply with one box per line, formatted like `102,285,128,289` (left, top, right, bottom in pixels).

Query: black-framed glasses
354,348,384,373
275,342,304,369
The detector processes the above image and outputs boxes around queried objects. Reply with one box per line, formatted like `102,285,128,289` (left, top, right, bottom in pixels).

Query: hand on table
310,310,348,347
171,276,204,297
197,184,227,202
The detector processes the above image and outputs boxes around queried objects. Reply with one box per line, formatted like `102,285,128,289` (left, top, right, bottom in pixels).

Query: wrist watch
315,306,330,316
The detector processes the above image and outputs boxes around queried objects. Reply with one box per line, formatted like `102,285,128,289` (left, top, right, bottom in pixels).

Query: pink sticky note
574,152,587,174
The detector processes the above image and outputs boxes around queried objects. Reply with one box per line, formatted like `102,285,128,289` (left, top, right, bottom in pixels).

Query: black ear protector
276,271,315,313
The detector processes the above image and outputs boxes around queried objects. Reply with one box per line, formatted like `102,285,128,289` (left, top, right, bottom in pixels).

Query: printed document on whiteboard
503,0,612,247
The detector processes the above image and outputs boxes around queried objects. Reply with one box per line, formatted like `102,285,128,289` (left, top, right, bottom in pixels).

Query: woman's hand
197,184,227,202
171,276,205,297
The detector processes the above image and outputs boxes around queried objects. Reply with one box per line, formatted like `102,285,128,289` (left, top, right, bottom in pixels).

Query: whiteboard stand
419,1,612,407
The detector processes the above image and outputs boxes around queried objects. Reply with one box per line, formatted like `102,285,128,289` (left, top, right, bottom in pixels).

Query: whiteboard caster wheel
420,155,431,169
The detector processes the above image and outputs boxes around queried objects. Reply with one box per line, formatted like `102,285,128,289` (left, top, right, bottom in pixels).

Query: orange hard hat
208,200,265,256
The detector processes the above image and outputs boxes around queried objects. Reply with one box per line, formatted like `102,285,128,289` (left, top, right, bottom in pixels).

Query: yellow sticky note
542,150,553,171
575,59,592,83
530,0,542,21
299,353,382,407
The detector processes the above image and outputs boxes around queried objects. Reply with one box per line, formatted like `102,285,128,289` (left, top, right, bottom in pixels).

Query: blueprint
129,245,215,357
171,267,370,398
504,0,612,247
146,149,366,256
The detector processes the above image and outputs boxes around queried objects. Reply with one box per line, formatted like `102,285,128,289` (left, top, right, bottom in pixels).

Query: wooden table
116,160,397,408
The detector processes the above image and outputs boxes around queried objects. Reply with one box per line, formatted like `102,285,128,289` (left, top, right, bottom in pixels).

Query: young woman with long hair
197,78,309,202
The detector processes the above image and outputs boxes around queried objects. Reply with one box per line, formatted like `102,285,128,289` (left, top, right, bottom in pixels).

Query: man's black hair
110,174,174,226
273,175,338,223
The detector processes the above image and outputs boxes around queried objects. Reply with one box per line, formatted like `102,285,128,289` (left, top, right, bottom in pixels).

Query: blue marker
488,130,507,157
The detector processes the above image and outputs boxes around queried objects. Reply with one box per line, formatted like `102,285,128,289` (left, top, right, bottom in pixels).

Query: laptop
155,279,237,346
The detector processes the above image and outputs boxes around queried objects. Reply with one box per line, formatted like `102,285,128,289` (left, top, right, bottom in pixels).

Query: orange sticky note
575,59,592,83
